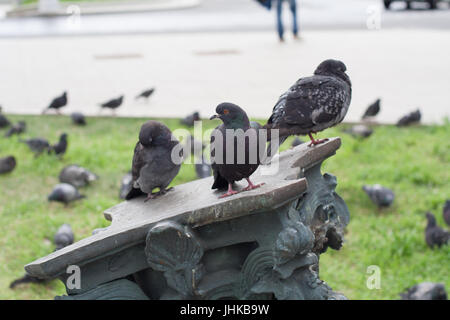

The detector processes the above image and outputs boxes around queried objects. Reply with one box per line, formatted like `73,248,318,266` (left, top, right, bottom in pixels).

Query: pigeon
444,200,450,226
362,184,395,208
53,223,74,251
20,138,50,156
210,102,263,198
181,111,201,127
119,171,133,199
43,91,67,114
195,155,212,179
59,164,98,188
0,106,11,128
264,59,352,151
48,183,85,205
400,282,447,300
250,121,262,130
48,133,68,157
126,121,182,202
5,121,26,137
362,98,380,119
397,109,421,127
425,212,450,249
343,124,373,138
71,112,86,126
183,134,206,159
136,87,155,100
9,273,47,289
0,156,16,174
100,95,124,114
291,136,303,148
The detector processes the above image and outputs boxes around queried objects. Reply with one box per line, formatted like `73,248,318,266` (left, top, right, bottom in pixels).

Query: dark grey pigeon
362,98,380,119
425,212,450,249
444,200,450,227
59,164,98,188
20,138,50,156
264,59,352,151
0,156,16,174
53,223,74,251
397,109,421,127
48,183,85,205
343,124,373,138
291,136,303,148
362,184,394,208
0,106,11,128
48,133,68,157
210,103,264,198
126,121,182,202
119,171,133,199
400,282,447,300
100,95,123,114
9,273,47,289
71,112,86,126
183,134,205,159
5,121,26,137
43,91,67,114
181,111,200,127
136,87,155,100
195,156,212,179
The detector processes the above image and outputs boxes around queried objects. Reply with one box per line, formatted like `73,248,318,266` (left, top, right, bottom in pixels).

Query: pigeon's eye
223,109,229,115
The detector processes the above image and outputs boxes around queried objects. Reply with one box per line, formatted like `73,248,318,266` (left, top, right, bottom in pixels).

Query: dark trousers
276,0,298,39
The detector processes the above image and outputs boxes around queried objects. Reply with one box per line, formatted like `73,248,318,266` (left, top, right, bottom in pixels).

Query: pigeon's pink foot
243,178,265,191
144,193,156,202
219,183,239,199
307,132,329,147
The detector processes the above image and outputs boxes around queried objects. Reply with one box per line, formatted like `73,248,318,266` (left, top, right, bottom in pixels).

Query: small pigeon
53,223,74,251
0,106,11,128
48,133,68,157
9,273,47,289
400,282,447,300
119,171,133,199
362,98,381,119
195,156,212,179
362,184,395,208
210,102,263,198
136,87,155,100
264,59,352,150
291,136,303,148
126,121,182,202
20,138,50,156
343,124,373,138
0,156,16,174
71,112,86,126
425,212,449,249
59,164,98,188
48,183,85,205
5,121,26,137
100,95,124,114
181,111,201,127
444,200,450,226
43,91,67,114
183,134,206,159
397,109,421,127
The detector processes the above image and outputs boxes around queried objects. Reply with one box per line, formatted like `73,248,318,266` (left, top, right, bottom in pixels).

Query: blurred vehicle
384,0,449,9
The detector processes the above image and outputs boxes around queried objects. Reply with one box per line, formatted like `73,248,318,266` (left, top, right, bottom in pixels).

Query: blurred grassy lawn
0,114,449,300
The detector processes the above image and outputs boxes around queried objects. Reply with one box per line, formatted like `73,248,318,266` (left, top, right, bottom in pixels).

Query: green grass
0,114,449,300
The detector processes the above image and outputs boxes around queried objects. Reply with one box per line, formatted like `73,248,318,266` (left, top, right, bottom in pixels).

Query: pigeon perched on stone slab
0,156,16,174
400,282,447,300
119,171,133,199
0,106,11,128
343,124,373,138
397,109,421,127
48,133,68,157
362,184,394,208
48,183,85,205
136,88,155,100
59,164,98,188
5,121,26,137
71,112,86,126
181,111,200,127
43,91,67,114
362,98,380,119
20,138,50,156
210,102,263,198
100,95,123,114
126,121,182,202
54,224,74,251
444,200,450,227
264,59,352,150
425,212,449,248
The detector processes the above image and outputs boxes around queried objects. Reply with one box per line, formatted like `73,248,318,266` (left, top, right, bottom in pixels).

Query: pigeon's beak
210,114,220,120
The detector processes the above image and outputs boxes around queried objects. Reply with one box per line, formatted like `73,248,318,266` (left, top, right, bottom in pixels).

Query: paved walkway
1,29,449,124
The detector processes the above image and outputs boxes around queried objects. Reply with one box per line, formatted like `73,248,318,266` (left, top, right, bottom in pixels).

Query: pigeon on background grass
5,121,26,137
210,103,264,198
126,121,182,202
264,59,352,152
71,112,86,126
43,91,67,114
119,171,133,199
397,109,421,127
48,133,68,157
9,273,46,289
0,156,16,174
183,134,206,159
59,164,98,188
0,106,11,128
136,88,155,100
425,212,449,249
181,111,201,127
361,98,380,120
195,155,212,179
343,124,373,138
443,200,450,226
20,138,50,156
400,282,447,300
362,184,394,208
54,224,74,251
99,95,123,114
48,183,85,206
291,136,303,148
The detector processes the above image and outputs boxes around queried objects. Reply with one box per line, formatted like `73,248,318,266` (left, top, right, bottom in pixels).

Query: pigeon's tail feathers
211,171,228,190
125,187,145,200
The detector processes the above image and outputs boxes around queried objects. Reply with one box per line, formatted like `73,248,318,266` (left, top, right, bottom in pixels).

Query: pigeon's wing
210,125,228,189
131,142,145,183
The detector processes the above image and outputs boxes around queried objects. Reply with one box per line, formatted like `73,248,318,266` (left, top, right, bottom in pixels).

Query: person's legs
276,0,284,41
289,0,299,37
